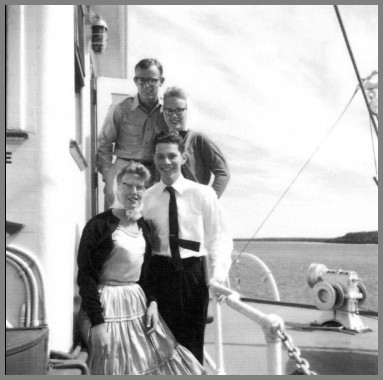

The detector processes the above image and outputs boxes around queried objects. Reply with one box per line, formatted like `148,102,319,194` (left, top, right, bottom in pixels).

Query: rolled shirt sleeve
97,104,118,180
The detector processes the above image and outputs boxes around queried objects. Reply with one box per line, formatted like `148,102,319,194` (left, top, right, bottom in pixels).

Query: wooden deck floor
204,300,378,375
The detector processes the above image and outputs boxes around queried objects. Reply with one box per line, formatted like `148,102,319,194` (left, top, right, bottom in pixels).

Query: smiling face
134,65,164,106
153,142,186,185
116,173,146,210
163,96,188,132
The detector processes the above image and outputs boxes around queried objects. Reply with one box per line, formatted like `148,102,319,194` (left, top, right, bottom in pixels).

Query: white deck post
210,282,285,375
212,297,226,375
261,314,284,375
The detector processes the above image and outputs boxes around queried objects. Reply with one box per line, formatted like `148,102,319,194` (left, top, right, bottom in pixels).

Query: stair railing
7,244,47,326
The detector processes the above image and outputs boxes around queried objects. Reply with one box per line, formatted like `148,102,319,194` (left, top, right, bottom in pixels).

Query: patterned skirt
78,283,205,375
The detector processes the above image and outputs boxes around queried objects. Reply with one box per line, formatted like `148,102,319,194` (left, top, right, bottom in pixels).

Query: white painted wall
6,5,93,351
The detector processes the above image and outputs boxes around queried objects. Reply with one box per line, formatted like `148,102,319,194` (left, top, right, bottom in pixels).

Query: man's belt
152,255,203,266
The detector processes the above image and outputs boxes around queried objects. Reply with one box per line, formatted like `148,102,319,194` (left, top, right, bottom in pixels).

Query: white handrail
6,251,40,327
234,252,280,301
6,257,32,327
7,244,47,326
209,281,284,375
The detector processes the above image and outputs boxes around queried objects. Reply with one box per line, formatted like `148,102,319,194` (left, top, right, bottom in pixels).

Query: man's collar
132,94,140,110
160,175,186,194
133,94,163,111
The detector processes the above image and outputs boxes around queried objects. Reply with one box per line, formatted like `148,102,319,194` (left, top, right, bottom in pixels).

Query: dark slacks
151,255,209,364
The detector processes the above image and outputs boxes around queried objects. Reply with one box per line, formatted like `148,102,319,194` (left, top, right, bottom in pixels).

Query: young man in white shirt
142,131,233,364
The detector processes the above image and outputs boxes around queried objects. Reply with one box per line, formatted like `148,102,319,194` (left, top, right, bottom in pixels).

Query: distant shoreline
234,231,378,245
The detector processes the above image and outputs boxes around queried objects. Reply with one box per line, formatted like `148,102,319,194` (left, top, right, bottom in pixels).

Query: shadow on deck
285,349,378,375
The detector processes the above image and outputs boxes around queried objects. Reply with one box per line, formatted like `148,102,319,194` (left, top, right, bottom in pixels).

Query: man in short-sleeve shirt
97,58,167,209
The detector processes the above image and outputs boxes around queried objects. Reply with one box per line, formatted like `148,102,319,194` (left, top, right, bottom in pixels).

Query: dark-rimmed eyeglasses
120,182,145,194
134,77,160,86
163,108,187,116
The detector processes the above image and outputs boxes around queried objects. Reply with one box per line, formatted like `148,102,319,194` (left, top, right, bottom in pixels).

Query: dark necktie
165,186,183,271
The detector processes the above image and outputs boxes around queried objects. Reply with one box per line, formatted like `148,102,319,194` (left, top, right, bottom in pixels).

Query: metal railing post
261,314,284,375
210,282,284,375
212,296,226,375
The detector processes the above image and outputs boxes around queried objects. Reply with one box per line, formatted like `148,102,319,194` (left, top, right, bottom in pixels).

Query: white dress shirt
142,175,233,282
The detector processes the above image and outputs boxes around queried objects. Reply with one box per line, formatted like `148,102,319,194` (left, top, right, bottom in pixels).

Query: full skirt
78,283,205,375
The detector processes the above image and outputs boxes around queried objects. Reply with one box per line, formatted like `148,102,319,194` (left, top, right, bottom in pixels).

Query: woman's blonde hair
111,161,150,209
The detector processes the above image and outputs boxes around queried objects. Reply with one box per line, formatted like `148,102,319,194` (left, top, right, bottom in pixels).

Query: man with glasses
162,86,230,198
97,58,167,209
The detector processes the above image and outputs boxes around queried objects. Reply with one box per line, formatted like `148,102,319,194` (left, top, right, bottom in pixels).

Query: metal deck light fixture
91,15,108,54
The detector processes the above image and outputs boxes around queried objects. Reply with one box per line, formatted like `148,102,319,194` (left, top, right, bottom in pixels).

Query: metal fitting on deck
261,314,285,343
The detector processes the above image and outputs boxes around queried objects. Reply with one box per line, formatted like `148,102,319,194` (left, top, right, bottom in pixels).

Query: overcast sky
127,5,378,238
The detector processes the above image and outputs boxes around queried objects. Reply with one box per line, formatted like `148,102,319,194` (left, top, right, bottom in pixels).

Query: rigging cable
236,6,378,260
235,88,359,259
369,118,378,178
334,5,378,138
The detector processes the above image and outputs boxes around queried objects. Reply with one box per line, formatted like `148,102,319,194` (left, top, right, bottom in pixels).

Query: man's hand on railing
208,279,229,303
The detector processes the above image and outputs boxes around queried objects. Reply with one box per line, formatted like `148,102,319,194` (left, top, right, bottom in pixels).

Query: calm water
229,241,378,312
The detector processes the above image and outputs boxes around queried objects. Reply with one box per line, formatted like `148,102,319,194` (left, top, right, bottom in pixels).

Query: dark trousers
151,255,209,364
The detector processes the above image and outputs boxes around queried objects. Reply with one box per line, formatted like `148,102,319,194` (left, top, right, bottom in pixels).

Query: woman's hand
145,301,159,334
91,323,111,357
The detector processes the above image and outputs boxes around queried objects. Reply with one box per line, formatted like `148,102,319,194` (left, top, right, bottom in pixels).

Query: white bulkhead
6,5,128,351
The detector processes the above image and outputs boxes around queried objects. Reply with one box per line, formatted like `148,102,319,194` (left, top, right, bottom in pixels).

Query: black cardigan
77,209,156,326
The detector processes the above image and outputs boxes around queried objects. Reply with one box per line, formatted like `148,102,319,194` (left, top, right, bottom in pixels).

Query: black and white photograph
5,4,378,375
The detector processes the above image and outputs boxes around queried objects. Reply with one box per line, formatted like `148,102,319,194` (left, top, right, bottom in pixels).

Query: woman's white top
99,224,146,285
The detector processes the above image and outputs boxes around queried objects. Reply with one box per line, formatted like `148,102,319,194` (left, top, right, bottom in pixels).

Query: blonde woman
77,162,204,375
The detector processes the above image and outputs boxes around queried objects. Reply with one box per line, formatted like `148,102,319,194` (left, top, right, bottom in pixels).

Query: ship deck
204,300,378,375
34,299,378,375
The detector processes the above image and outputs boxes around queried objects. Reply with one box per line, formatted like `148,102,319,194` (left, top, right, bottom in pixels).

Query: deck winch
307,263,368,332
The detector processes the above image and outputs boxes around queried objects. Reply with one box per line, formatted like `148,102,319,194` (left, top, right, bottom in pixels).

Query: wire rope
235,89,359,259
334,5,378,138
369,118,378,177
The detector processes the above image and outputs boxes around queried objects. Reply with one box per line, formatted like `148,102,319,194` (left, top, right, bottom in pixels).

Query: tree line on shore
235,231,378,244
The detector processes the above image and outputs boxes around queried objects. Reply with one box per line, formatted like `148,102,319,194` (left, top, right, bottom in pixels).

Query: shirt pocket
121,120,143,140
118,118,144,154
